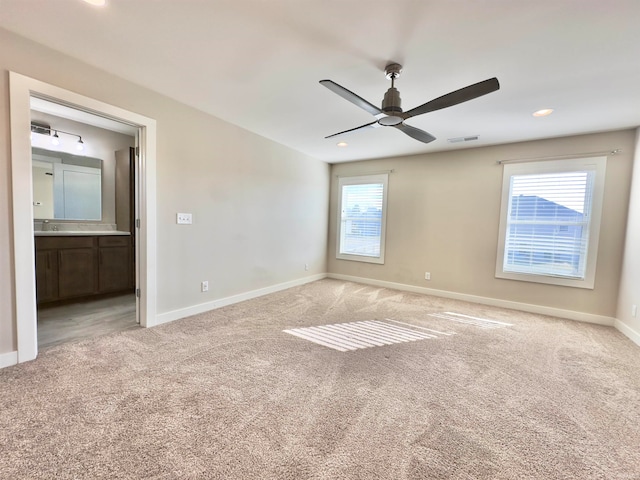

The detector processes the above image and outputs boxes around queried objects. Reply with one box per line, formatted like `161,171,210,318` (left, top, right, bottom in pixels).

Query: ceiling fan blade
404,77,500,119
320,80,383,117
394,123,436,144
325,120,379,139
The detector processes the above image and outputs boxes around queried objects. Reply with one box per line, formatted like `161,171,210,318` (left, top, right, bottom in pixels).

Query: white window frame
495,157,606,289
336,173,389,264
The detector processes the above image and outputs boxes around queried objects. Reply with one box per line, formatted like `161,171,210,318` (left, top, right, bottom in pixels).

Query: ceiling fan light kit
320,63,500,144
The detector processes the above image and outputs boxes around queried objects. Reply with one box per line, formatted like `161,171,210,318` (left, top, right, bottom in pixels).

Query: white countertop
35,231,131,236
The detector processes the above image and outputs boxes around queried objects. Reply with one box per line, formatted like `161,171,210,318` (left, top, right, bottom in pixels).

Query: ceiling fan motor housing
379,87,404,125
382,87,402,113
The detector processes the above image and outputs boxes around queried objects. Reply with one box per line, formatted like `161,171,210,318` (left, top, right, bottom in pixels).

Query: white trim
8,72,157,364
0,351,19,369
136,118,157,328
9,73,38,362
327,273,616,326
156,274,327,326
614,320,640,347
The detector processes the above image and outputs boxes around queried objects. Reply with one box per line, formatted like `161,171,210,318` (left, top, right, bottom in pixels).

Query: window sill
336,253,385,265
495,270,594,289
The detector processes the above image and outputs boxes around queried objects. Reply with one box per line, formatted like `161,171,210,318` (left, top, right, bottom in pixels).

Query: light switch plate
177,213,192,224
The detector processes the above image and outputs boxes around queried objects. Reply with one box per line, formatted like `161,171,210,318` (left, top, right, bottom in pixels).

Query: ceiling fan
320,63,500,144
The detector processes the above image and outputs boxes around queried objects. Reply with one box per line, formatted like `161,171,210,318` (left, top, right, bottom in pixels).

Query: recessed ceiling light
533,108,554,117
82,0,106,6
447,135,479,143
336,142,348,147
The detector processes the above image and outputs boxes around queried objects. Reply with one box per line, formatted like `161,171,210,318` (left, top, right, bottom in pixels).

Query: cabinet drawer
98,235,130,247
36,236,96,249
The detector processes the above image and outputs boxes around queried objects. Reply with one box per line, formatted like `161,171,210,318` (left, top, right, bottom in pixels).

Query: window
496,157,606,289
337,174,388,264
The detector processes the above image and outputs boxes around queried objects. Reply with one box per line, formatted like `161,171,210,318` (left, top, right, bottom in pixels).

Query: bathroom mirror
32,147,102,221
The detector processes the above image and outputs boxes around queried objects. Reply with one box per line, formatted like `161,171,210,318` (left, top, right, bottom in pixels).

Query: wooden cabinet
35,249,58,303
58,247,97,298
35,235,133,304
98,236,131,293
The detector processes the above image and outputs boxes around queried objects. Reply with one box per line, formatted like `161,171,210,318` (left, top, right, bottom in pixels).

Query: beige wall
0,28,329,355
329,130,636,317
616,128,640,336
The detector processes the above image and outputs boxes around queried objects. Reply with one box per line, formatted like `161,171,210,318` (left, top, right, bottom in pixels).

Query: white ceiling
2,0,640,163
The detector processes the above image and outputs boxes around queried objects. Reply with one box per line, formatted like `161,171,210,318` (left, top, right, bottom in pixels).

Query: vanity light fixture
82,0,107,6
30,122,88,150
337,142,348,147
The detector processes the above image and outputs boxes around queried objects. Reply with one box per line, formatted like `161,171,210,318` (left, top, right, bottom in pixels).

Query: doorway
31,103,139,348
9,72,157,364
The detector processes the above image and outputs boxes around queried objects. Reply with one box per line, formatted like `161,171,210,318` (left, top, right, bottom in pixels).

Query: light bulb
51,132,60,146
76,137,84,151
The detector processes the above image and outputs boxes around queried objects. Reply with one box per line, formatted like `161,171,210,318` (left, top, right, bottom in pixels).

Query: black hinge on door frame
135,146,140,157
136,288,141,298
136,218,140,229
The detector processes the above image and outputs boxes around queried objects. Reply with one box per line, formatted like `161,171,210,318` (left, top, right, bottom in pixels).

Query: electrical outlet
632,304,637,318
424,272,431,280
305,263,309,271
177,213,192,224
201,281,208,292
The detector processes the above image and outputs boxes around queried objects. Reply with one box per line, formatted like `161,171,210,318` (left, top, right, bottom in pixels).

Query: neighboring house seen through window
337,174,388,264
496,157,606,289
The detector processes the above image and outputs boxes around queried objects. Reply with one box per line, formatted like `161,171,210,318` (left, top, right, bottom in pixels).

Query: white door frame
9,71,157,363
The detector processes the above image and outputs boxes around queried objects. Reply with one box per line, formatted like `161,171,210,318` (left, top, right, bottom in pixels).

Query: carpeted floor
1,279,639,479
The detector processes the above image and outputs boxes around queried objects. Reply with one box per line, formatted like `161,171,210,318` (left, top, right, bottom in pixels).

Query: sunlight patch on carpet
284,320,436,352
428,311,512,329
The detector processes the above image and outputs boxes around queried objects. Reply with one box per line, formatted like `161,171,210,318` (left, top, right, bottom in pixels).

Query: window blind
339,182,384,257
503,170,594,279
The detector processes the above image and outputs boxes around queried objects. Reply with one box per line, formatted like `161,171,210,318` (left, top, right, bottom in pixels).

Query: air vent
447,135,479,143
31,122,51,136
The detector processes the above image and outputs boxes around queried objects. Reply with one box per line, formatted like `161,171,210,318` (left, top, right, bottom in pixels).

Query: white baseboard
156,273,328,326
614,319,640,347
0,351,18,369
327,273,616,326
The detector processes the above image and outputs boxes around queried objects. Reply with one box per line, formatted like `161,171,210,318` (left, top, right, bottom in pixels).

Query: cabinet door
98,246,131,293
58,248,97,299
35,250,58,303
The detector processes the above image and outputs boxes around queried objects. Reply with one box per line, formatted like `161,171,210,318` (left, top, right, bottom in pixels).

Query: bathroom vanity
32,145,136,305
35,232,133,304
